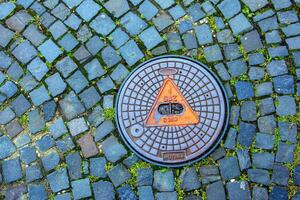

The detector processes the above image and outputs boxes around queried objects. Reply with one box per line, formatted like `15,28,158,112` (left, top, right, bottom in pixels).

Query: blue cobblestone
72,178,92,199
76,0,101,21
0,135,16,159
38,39,62,63
41,151,60,171
47,168,70,192
153,170,174,191
90,13,116,36
2,158,23,183
119,40,144,66
102,136,127,162
20,146,37,164
92,181,115,200
108,163,131,187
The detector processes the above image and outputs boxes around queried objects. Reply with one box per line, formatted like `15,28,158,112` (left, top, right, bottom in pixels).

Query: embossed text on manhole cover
116,56,229,167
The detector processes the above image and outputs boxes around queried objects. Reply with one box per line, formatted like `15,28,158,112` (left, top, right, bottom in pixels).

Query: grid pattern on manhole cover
116,56,229,167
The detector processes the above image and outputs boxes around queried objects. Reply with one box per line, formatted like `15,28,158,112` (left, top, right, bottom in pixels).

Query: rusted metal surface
116,55,229,167
145,77,199,127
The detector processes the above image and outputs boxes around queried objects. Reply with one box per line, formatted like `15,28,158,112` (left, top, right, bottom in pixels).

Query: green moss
105,162,114,171
19,114,28,126
242,6,254,18
49,193,55,200
127,161,151,187
207,16,217,32
103,108,115,120
54,162,67,170
175,176,185,200
88,175,100,182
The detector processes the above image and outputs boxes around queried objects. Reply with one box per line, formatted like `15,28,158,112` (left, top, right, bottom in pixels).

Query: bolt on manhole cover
116,55,229,167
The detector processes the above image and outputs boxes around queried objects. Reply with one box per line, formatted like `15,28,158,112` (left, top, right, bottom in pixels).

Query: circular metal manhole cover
116,55,229,167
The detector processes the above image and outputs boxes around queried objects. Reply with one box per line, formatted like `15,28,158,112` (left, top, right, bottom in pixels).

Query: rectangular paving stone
56,135,75,153
72,178,92,199
278,122,297,143
153,14,174,31
273,75,294,94
36,135,55,151
41,101,57,120
119,40,144,66
258,16,279,32
20,146,37,164
76,0,101,21
0,24,14,47
49,20,68,39
241,0,268,11
41,151,60,172
286,36,300,50
68,117,88,136
0,2,16,20
153,170,174,192
104,0,129,18
38,39,62,63
138,186,154,200
5,10,31,31
167,32,182,51
19,73,38,92
79,86,100,109
226,181,251,200
66,70,88,93
90,157,107,178
23,24,46,46
12,40,37,64
0,81,18,100
0,107,15,125
139,27,163,50
25,163,42,183
97,76,115,93
29,85,51,106
47,168,70,193
194,24,213,47
2,157,23,183
139,0,158,20
30,2,46,15
203,44,223,62
101,135,127,162
121,12,147,36
73,45,91,63
247,169,271,185
241,30,263,52
229,13,253,35
101,46,121,67
77,133,99,158
0,135,16,159
6,120,23,138
90,13,116,36
7,61,24,80
92,181,115,200
59,91,85,120
58,33,79,52
51,3,70,21
108,164,131,187
27,57,49,81
66,151,82,180
187,3,205,22
217,0,240,19
28,184,47,200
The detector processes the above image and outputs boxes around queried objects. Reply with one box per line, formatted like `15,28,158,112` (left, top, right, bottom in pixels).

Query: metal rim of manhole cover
115,55,230,167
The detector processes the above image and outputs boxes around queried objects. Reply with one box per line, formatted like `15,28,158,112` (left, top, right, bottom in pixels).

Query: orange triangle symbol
145,78,199,127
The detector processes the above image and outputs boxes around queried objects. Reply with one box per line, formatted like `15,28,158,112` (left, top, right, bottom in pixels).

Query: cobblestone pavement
0,0,300,199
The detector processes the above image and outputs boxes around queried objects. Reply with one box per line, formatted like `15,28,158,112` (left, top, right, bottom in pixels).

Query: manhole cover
116,55,229,167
